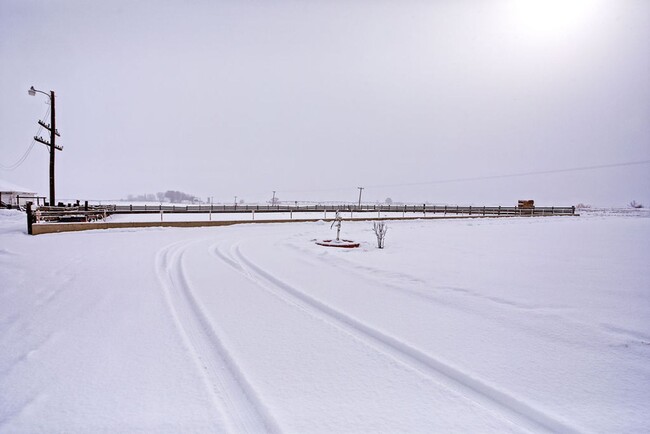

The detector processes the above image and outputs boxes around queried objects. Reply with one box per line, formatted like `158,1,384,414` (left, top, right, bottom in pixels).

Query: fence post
498,206,501,215
483,206,485,216
130,204,133,211
26,202,33,235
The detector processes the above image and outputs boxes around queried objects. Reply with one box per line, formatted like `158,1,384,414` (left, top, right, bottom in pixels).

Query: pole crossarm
37,120,61,137
34,136,63,151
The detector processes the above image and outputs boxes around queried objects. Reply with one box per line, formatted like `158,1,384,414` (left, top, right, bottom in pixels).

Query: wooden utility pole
357,186,364,208
31,87,62,206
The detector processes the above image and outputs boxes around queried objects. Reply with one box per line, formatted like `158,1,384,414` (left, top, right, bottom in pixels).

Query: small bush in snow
629,200,643,209
373,221,388,249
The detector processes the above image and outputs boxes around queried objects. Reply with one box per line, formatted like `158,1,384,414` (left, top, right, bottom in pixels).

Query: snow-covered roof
0,178,36,193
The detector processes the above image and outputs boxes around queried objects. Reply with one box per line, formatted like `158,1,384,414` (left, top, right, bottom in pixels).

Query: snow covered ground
106,210,487,223
1,209,648,432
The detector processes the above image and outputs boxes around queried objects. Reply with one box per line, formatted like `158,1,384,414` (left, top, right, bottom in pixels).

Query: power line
276,159,650,195
0,106,51,171
363,160,650,189
0,142,37,171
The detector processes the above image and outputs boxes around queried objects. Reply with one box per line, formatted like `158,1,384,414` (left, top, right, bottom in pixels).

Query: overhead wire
0,105,51,171
362,159,650,189
277,159,650,195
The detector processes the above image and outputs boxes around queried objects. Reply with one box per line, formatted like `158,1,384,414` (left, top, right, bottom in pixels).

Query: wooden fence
106,203,576,216
25,203,577,235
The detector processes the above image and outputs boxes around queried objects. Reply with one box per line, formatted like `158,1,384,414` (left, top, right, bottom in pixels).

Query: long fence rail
106,203,576,216
26,203,577,235
31,204,576,218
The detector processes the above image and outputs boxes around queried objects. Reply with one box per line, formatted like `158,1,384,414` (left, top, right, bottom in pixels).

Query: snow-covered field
106,210,487,223
1,209,648,433
108,211,423,222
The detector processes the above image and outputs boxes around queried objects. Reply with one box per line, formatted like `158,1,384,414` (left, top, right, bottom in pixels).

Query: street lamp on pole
28,86,62,206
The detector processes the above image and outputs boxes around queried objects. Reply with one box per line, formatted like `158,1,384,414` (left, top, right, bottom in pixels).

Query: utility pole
29,87,62,206
272,190,276,205
357,186,364,208
234,196,238,206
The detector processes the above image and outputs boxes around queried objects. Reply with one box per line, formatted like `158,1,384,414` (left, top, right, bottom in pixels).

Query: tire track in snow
215,241,580,434
156,240,280,434
287,241,637,349
286,240,550,312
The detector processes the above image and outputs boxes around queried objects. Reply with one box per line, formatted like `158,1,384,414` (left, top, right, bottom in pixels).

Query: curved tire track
215,241,579,434
156,240,280,433
287,241,631,350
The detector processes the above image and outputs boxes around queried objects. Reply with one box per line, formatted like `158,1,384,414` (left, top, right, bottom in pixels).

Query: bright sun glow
508,0,598,42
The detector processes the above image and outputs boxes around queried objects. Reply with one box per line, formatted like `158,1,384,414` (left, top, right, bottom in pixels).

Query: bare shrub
373,221,388,249
630,200,644,209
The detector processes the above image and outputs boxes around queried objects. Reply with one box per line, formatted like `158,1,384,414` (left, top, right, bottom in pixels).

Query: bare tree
331,210,342,241
373,221,388,249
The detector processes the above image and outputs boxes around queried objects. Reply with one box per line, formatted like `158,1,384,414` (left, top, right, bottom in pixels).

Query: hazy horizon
1,0,648,207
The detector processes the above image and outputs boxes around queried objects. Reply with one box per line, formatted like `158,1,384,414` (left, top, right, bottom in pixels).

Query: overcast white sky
1,0,648,206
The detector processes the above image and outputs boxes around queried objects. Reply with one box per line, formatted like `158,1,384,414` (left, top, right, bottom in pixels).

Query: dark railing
104,203,576,216
25,202,577,234
30,203,576,217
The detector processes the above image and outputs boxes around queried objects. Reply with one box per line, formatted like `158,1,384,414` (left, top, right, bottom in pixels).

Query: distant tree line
126,190,198,203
